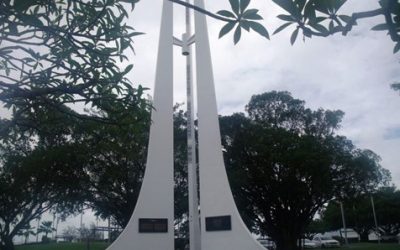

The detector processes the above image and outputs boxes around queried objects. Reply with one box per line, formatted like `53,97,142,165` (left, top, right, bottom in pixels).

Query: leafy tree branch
169,0,400,52
168,0,233,22
0,0,145,133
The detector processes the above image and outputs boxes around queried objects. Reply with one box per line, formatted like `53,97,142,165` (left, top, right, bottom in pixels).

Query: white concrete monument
107,1,264,250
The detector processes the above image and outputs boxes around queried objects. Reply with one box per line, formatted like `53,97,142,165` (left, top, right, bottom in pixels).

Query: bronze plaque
205,215,231,231
139,218,168,233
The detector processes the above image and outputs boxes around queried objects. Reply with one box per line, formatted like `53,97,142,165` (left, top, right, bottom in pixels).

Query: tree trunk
0,236,15,250
276,240,298,250
360,231,369,241
275,234,300,250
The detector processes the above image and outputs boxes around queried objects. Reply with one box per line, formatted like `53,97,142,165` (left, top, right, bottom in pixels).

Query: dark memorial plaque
138,218,168,233
205,215,231,231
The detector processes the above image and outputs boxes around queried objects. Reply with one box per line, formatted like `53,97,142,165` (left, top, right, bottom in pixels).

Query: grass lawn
15,242,109,250
344,242,399,250
15,242,399,250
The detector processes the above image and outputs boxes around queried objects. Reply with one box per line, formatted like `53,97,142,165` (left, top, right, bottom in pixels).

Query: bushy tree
374,187,400,238
0,1,146,249
62,226,79,242
322,197,375,240
0,97,185,249
173,107,190,241
80,105,190,232
220,91,390,250
38,221,55,240
322,186,400,240
0,122,88,250
16,225,36,245
305,219,328,239
0,0,144,135
78,107,150,228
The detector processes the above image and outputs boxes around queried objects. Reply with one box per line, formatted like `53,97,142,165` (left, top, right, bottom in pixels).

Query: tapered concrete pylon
194,0,265,249
105,1,174,249
107,0,264,249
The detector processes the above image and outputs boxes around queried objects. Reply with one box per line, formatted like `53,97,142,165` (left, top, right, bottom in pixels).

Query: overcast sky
125,0,400,186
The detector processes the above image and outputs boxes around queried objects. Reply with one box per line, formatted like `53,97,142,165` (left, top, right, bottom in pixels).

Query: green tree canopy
0,124,88,250
0,0,144,137
321,186,400,240
0,1,146,249
221,91,391,250
38,221,55,239
16,225,36,245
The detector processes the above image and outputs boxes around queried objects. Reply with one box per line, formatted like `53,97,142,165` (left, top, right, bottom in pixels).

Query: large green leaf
19,14,44,27
296,0,307,11
242,9,258,17
371,23,388,31
240,0,251,13
273,22,293,35
313,0,347,15
127,32,145,37
378,0,391,8
315,17,328,23
272,0,300,18
229,0,240,15
310,23,329,34
219,21,237,38
313,0,330,15
329,20,334,32
304,1,317,23
327,0,344,13
120,0,140,11
394,42,400,54
338,15,352,24
240,20,251,31
249,21,270,39
234,25,242,44
277,14,295,22
290,27,299,45
331,0,347,11
243,9,263,20
13,0,38,12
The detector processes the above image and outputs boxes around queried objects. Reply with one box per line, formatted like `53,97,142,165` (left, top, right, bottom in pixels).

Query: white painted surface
194,0,265,249
184,2,201,250
106,1,174,249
